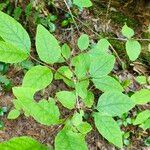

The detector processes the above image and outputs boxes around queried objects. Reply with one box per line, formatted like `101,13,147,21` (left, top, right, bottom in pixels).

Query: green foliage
73,0,92,8
7,109,20,119
94,113,123,148
97,91,135,117
0,41,28,63
131,89,150,104
0,136,50,150
0,11,31,53
121,24,134,39
36,24,61,64
125,40,141,61
77,34,89,51
121,24,142,61
0,11,149,149
56,91,76,109
22,65,53,91
133,110,150,125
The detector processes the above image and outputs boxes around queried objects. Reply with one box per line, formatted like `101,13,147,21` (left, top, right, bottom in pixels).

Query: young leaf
75,80,89,99
97,91,135,117
31,98,60,125
94,112,123,148
131,89,150,105
92,75,123,92
71,53,90,79
55,66,74,88
121,24,134,39
61,43,71,59
56,91,76,109
7,109,20,119
77,34,89,51
125,40,141,61
36,24,61,64
55,128,88,150
22,65,53,91
0,11,31,52
0,136,49,150
93,38,110,54
73,0,92,8
140,119,150,130
82,91,94,108
0,41,29,63
89,52,115,78
134,110,150,125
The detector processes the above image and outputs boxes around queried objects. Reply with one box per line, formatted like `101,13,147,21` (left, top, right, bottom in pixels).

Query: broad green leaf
82,91,94,108
89,52,115,78
0,136,49,150
73,0,92,7
92,38,110,54
22,65,53,91
97,91,135,117
140,118,150,130
126,40,141,61
0,41,28,63
31,98,60,125
134,110,150,125
0,11,31,52
7,109,20,119
71,53,90,79
136,76,147,84
77,122,92,135
55,66,74,88
94,113,123,148
61,43,71,59
56,91,76,109
92,76,123,92
75,80,89,99
13,87,35,100
36,24,61,64
55,128,88,150
131,89,150,104
121,24,134,38
77,34,89,51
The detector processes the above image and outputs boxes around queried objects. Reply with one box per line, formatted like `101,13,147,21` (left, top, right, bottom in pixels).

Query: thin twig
63,0,80,34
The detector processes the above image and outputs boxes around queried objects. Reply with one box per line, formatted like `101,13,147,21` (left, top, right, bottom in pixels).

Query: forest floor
0,0,150,149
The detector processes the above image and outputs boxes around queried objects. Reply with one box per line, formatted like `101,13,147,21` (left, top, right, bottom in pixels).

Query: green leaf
55,66,74,88
0,136,49,150
0,11,31,52
134,110,150,125
136,76,147,84
0,41,28,63
92,75,123,92
31,98,60,125
77,34,89,51
22,65,53,91
36,24,61,64
71,53,90,79
94,112,123,148
92,38,110,54
140,118,150,130
55,128,88,150
73,0,92,8
125,40,141,61
13,87,35,100
89,52,115,78
97,91,135,117
7,109,20,119
82,91,94,108
75,80,89,99
131,89,150,105
56,91,76,109
77,122,92,135
61,43,71,59
121,24,134,39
